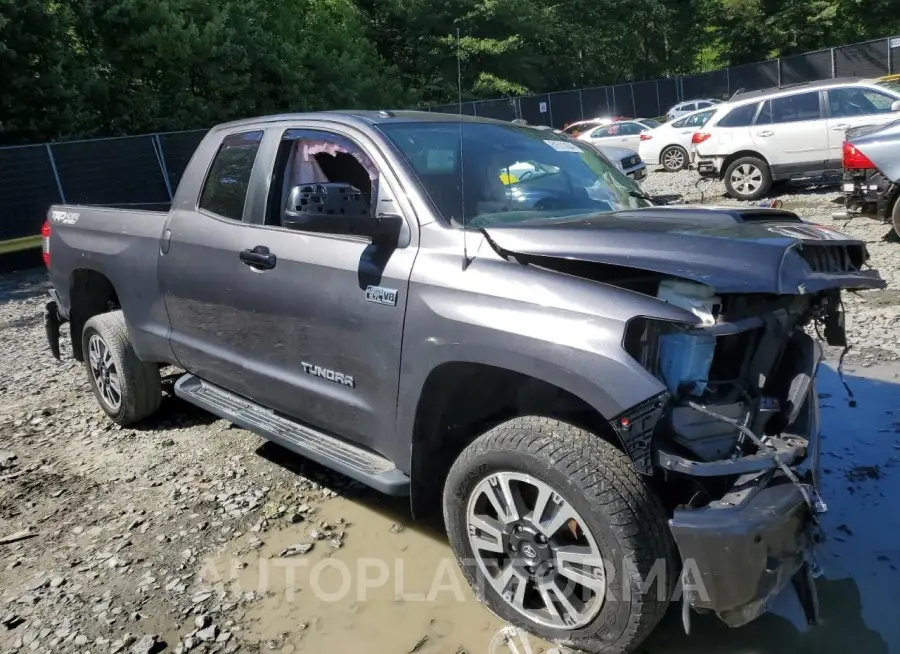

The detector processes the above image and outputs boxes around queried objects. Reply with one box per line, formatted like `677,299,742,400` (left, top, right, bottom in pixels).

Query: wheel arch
408,361,622,520
719,150,770,180
69,268,120,361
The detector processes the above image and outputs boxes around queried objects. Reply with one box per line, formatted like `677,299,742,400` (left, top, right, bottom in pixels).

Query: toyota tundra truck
42,111,886,654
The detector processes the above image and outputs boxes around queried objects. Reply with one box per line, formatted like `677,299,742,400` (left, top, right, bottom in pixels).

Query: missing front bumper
669,473,824,628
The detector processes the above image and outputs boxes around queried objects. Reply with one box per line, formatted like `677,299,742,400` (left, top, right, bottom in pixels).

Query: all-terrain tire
81,311,161,426
660,145,689,172
723,155,772,201
442,416,677,654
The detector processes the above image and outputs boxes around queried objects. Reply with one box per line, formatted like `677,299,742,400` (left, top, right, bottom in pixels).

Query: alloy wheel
466,472,607,630
730,163,763,196
662,147,685,171
88,334,122,411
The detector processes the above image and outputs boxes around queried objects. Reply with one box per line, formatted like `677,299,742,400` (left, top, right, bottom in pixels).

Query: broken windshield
378,121,649,228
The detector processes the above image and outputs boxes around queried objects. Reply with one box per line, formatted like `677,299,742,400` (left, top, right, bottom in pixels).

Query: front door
825,86,900,167
222,127,417,455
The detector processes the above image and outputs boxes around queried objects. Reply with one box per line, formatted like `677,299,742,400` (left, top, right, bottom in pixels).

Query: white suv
666,98,722,121
693,78,900,200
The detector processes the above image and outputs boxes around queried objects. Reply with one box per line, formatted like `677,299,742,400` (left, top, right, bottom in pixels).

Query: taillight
640,133,653,141
41,220,51,267
692,132,711,144
842,141,876,170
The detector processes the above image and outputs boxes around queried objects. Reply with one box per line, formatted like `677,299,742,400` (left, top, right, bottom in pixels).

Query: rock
24,576,49,592
191,591,212,605
110,633,136,653
194,615,211,630
279,542,314,557
49,577,66,588
130,634,159,654
196,625,218,642
389,523,405,534
160,439,176,448
74,634,89,646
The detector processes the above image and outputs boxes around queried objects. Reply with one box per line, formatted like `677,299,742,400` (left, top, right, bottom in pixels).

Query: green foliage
0,0,898,144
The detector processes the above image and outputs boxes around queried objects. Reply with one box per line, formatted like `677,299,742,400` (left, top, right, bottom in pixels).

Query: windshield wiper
629,190,657,203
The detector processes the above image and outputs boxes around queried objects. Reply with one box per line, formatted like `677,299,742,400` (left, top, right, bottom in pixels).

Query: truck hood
481,206,886,294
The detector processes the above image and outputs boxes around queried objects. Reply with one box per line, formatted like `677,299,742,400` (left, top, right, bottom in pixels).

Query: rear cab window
198,131,264,220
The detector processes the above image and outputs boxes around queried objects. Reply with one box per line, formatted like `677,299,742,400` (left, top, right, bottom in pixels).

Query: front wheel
442,416,676,654
723,156,772,201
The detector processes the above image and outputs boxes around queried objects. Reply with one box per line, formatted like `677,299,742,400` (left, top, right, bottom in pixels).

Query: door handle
240,246,277,270
831,124,850,130
755,131,774,137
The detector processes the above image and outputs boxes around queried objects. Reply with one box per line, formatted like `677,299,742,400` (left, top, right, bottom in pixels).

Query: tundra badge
365,285,398,306
300,362,355,388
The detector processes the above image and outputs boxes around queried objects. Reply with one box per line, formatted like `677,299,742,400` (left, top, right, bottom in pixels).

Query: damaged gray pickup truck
43,112,885,653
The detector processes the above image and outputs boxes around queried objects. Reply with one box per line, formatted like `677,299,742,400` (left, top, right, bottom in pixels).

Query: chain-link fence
0,130,209,242
429,36,899,124
1,36,898,245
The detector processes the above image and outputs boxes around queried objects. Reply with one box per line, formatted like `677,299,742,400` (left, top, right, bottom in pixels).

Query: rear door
752,91,828,174
160,130,266,389
610,122,646,149
825,85,900,167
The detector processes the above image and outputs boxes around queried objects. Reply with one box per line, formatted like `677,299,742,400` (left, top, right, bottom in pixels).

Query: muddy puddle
200,493,562,653
194,363,900,654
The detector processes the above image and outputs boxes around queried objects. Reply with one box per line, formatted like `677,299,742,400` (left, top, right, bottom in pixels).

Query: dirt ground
2,175,900,654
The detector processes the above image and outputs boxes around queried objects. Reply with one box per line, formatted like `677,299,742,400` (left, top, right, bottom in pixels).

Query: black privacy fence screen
1,36,898,245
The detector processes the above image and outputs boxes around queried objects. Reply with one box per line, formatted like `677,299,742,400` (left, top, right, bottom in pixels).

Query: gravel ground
0,170,897,654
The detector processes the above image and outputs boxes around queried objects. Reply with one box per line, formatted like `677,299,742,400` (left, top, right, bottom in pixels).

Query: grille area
798,244,865,273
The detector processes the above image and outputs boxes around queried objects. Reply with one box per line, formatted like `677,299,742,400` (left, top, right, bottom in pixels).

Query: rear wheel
442,416,676,654
723,156,771,201
82,311,161,426
660,146,688,172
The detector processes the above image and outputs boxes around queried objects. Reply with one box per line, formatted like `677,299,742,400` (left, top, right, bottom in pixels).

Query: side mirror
892,100,900,112
282,183,400,245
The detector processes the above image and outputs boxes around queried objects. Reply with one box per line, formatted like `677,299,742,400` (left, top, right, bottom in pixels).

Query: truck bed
46,203,174,363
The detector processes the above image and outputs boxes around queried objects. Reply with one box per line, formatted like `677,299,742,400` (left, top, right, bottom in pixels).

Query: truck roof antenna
457,27,471,271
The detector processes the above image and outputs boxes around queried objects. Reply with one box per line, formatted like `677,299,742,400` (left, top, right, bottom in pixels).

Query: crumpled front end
616,283,841,630
482,207,886,630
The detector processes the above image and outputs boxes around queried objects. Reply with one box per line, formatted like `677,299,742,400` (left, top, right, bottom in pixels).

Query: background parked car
560,116,630,137
665,98,722,121
639,107,716,171
511,122,648,183
576,118,661,149
694,77,900,200
839,117,900,236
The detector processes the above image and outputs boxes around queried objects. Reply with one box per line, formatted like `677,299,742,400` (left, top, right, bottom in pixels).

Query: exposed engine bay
621,280,842,473
479,207,888,631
